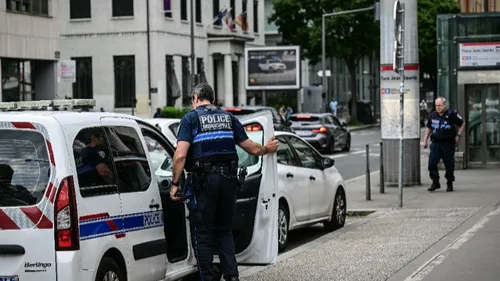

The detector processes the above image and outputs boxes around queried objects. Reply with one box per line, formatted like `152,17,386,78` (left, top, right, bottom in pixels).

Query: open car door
231,111,279,264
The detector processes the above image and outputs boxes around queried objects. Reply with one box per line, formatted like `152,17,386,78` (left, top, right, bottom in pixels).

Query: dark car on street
223,105,294,132
288,113,351,154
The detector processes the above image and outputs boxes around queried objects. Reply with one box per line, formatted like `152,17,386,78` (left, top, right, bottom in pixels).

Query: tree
418,0,461,93
269,0,379,122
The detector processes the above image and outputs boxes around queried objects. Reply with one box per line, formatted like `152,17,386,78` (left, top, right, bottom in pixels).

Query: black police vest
430,110,456,142
189,106,238,164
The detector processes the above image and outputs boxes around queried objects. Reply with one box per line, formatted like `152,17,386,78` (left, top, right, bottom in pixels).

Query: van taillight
54,176,80,251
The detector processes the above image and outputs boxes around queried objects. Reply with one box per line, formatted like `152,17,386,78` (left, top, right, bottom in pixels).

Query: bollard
380,142,385,194
366,144,371,200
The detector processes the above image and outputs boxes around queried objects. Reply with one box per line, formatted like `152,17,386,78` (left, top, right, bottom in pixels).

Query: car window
0,129,51,207
168,122,179,137
331,116,342,126
104,126,151,193
73,126,118,197
236,123,264,175
288,136,322,169
277,137,297,166
289,115,321,124
324,116,334,124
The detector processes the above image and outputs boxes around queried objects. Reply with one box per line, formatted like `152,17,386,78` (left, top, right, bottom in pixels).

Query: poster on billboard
245,46,301,90
458,42,500,67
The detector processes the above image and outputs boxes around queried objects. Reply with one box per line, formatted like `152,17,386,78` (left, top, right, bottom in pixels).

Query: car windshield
289,115,321,124
0,130,51,207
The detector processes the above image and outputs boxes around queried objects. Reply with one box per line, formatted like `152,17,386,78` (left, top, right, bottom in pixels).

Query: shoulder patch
98,150,106,159
456,113,462,120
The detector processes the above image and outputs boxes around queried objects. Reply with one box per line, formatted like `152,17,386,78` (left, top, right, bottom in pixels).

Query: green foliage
162,106,191,118
418,0,461,78
269,0,380,65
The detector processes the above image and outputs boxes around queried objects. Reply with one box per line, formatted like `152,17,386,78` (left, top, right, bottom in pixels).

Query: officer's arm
423,113,433,142
89,152,114,183
172,115,193,184
230,115,269,156
453,111,466,136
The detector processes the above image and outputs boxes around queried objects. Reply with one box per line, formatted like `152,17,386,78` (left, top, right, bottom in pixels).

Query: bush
162,106,191,119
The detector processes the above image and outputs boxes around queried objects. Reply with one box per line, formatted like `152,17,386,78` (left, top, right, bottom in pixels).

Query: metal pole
398,3,405,208
366,144,371,200
190,0,196,90
380,142,384,193
146,0,152,110
322,15,327,96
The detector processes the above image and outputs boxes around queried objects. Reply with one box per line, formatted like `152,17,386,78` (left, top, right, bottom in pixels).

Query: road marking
351,150,365,155
404,206,500,281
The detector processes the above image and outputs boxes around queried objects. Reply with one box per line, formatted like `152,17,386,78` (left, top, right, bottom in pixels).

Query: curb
348,123,380,131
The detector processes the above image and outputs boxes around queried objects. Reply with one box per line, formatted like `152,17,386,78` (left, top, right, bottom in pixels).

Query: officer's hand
455,136,460,145
170,185,182,201
265,136,279,153
423,140,428,149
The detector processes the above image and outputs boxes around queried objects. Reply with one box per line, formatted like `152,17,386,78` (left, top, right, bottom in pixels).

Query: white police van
0,99,278,281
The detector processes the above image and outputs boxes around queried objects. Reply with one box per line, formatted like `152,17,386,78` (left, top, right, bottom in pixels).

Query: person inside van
77,128,114,186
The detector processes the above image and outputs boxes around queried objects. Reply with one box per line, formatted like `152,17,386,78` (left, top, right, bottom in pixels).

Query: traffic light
393,0,404,74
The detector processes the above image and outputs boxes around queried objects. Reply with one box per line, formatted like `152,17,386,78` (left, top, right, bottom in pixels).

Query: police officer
77,128,114,186
423,97,465,192
169,83,279,281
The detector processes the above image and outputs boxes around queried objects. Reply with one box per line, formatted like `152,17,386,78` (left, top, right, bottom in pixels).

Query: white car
143,118,181,147
270,131,347,252
258,59,287,73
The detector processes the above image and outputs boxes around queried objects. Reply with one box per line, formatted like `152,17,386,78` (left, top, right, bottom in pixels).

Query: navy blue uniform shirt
426,109,464,142
177,107,249,145
77,146,108,186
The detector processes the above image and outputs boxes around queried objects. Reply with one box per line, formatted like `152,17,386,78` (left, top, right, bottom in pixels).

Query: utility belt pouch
237,167,248,192
182,174,198,211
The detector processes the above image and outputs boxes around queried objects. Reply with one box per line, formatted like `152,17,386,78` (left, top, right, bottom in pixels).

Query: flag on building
225,14,235,32
212,7,231,26
235,11,248,32
163,0,171,12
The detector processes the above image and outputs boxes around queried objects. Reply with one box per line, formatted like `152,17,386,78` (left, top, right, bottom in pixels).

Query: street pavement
238,141,500,280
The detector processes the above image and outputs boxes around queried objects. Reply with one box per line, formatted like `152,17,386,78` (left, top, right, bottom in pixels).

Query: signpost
393,0,405,208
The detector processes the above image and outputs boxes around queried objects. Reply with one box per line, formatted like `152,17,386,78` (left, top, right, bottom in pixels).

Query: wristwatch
172,180,179,186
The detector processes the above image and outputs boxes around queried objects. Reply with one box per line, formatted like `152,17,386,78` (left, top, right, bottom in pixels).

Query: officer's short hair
82,127,104,144
192,83,215,103
435,97,446,105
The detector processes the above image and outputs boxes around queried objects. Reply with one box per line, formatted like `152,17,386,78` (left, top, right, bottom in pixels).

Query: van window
236,123,264,175
73,127,117,197
104,126,151,193
0,130,51,207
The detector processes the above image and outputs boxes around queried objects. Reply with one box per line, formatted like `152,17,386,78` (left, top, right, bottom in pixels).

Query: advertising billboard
245,46,301,90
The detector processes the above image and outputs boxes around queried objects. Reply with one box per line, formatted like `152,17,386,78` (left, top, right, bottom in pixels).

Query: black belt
192,164,237,174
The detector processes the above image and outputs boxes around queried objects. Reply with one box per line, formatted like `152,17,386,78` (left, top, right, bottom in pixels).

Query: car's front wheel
342,134,351,152
278,202,289,253
323,189,346,232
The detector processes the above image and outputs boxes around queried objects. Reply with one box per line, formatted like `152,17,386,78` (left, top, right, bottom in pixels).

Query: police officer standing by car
423,97,465,192
169,83,279,281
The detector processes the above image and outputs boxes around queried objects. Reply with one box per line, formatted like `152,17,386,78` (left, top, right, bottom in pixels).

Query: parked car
143,118,181,147
268,131,347,252
224,105,294,132
288,113,351,154
258,59,287,72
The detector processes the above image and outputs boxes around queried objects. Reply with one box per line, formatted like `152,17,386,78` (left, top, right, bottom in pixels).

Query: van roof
0,111,136,120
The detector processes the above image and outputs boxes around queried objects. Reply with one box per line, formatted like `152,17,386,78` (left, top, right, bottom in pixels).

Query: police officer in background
169,83,279,281
423,97,465,192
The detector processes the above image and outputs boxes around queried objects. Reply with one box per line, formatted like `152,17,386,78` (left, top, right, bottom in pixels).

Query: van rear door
0,122,57,280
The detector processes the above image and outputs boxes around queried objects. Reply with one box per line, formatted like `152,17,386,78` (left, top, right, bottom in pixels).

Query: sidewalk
346,156,500,210
240,159,500,281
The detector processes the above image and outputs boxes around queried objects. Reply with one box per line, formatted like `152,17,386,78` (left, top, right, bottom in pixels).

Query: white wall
0,0,60,60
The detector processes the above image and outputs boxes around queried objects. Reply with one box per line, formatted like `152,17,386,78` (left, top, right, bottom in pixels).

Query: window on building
195,0,202,23
113,55,136,108
6,0,49,16
230,0,235,21
164,0,172,18
69,0,90,19
181,56,190,98
112,0,133,17
253,0,259,33
72,57,93,99
181,0,187,20
213,0,221,26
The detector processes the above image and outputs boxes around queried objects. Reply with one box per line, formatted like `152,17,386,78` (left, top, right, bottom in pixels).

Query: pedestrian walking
169,83,279,281
423,97,465,192
153,108,163,118
329,98,338,116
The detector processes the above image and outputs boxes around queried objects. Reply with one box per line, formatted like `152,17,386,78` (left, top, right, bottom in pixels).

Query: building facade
459,0,500,12
59,0,266,116
0,0,60,102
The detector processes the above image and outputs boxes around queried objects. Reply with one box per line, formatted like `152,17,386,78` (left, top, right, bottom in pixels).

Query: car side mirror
322,157,334,169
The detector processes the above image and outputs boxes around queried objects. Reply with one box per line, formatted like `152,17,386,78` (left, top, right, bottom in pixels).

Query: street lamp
321,6,376,101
